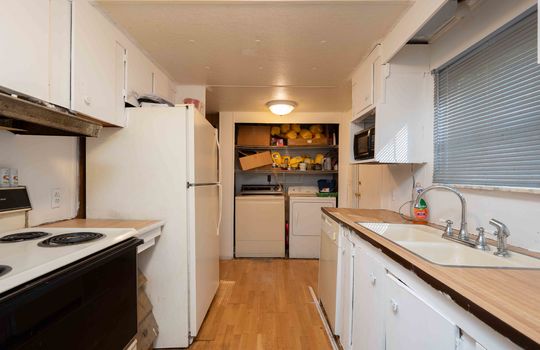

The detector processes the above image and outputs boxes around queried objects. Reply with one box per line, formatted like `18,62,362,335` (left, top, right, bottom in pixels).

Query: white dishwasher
318,212,342,335
235,195,285,257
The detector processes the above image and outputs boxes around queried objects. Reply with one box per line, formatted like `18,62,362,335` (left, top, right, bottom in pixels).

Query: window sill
434,183,540,195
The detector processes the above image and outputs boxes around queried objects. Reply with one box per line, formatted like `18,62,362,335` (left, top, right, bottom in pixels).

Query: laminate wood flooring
190,259,332,350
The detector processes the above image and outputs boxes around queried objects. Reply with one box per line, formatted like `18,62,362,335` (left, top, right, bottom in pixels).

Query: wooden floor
190,259,333,350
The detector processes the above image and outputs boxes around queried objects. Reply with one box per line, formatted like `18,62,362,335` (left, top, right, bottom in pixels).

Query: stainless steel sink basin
357,223,540,269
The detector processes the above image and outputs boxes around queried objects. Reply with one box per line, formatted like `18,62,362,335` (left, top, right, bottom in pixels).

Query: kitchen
0,0,539,349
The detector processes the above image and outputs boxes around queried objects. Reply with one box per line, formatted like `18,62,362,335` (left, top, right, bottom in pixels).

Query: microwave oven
353,127,375,160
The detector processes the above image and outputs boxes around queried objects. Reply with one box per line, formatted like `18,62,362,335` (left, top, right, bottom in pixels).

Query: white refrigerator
86,105,221,348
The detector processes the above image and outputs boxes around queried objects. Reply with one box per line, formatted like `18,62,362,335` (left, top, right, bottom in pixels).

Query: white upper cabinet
350,45,432,164
352,45,382,119
72,0,127,126
0,1,51,102
49,0,72,108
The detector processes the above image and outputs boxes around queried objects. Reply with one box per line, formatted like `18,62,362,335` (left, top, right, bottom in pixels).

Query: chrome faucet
415,185,469,240
489,219,510,257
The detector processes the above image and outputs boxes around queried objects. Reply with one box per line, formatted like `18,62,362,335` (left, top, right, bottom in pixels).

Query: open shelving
236,145,339,151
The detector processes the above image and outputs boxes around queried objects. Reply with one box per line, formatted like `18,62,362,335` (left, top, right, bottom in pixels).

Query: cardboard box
237,126,271,146
287,136,329,146
239,151,273,170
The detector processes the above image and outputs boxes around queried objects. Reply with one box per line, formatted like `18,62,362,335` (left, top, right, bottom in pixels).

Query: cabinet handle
369,272,376,286
390,299,399,313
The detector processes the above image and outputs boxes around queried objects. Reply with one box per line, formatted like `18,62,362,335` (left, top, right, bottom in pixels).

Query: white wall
175,85,206,114
371,0,540,251
381,0,447,63
219,111,348,259
0,132,79,227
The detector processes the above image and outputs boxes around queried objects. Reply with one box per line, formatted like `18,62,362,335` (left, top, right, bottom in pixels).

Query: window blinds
433,11,540,189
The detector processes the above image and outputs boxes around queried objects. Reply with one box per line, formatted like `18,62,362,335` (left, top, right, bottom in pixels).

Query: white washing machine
289,187,336,259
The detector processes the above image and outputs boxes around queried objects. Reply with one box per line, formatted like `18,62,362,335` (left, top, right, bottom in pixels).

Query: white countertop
0,227,138,294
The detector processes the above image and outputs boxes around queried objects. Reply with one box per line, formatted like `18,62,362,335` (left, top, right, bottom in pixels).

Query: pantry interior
233,122,340,258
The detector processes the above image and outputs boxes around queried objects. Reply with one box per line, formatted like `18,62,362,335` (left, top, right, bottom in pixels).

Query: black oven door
354,128,375,160
0,238,141,350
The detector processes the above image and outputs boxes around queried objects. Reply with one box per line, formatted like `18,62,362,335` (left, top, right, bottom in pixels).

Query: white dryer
289,187,336,259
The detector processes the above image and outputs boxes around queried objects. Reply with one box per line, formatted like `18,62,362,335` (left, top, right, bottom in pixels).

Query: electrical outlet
51,188,61,209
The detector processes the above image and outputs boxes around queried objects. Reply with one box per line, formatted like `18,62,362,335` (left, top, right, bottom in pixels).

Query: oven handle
0,238,142,302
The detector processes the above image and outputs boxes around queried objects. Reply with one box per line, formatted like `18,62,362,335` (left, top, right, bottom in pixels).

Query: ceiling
96,0,412,113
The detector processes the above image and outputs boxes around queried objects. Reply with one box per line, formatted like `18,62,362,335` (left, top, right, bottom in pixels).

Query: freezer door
189,184,220,337
193,109,219,184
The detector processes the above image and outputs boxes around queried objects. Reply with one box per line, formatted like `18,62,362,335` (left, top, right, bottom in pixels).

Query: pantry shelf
236,145,339,151
236,168,338,175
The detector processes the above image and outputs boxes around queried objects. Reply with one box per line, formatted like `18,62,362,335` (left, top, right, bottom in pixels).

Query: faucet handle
475,227,489,251
443,220,453,237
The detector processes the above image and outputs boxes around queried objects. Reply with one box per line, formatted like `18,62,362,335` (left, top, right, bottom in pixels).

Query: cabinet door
351,243,385,350
49,0,72,108
385,272,457,350
0,1,50,101
318,214,340,334
72,0,127,126
354,165,382,209
352,46,381,119
351,61,373,118
338,230,354,350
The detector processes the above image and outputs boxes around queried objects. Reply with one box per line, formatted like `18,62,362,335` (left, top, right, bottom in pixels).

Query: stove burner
38,232,105,247
0,231,50,243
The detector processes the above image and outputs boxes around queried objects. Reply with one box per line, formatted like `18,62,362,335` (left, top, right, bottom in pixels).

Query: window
433,11,540,189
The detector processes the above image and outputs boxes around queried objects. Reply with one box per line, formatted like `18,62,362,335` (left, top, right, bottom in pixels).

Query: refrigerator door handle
217,184,222,236
215,129,222,183
187,182,220,188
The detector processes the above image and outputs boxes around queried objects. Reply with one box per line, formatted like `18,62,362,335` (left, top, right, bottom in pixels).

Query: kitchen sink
0,265,12,277
357,223,540,269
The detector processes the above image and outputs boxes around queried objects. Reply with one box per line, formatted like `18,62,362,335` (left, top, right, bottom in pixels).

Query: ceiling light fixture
266,100,297,116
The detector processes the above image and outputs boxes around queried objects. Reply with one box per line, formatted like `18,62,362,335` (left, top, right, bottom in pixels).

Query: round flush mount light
266,100,297,116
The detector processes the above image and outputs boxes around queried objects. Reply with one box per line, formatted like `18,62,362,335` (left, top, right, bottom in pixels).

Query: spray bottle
412,182,429,222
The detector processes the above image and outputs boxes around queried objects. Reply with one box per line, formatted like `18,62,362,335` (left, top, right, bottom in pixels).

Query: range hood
0,86,103,137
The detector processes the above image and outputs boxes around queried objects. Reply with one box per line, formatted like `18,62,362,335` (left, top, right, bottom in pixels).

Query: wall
381,0,447,63
0,133,79,228
219,111,349,259
371,0,540,251
175,85,206,114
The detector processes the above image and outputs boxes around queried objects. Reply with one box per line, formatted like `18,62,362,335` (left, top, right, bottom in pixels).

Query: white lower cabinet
385,272,458,350
338,229,354,350
351,238,385,350
333,233,519,350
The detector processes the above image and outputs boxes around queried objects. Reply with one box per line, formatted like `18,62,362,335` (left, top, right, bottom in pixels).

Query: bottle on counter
0,168,10,187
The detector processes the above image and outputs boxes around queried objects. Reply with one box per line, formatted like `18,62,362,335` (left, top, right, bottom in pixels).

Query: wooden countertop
41,219,164,234
322,208,540,349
